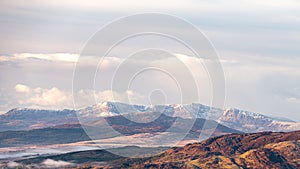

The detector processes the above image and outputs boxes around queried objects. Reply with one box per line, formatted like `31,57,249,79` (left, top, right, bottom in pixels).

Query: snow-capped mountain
77,102,300,132
77,101,222,120
218,108,300,132
1,102,299,133
0,108,78,132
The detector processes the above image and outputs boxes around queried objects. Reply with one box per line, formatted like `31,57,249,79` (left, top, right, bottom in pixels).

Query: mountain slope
116,130,300,169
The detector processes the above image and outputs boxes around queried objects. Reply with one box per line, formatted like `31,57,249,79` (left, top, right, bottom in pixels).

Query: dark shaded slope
0,127,90,147
105,113,242,137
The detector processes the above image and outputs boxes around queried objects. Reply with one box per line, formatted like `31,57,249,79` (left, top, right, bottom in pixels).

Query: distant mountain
219,108,300,132
73,101,300,133
1,102,299,133
114,130,300,169
77,101,221,120
0,113,241,148
0,108,78,132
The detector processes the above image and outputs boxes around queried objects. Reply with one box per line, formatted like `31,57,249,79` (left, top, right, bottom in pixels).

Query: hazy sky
0,0,300,121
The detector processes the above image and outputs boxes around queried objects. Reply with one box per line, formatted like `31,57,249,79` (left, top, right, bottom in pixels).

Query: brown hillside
112,130,300,169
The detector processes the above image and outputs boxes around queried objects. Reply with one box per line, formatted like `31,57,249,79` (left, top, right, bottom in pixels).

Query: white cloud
15,84,30,93
1,53,79,62
42,159,74,168
3,0,300,13
7,161,21,168
73,89,146,108
96,89,145,103
14,83,146,109
99,56,123,68
16,53,79,62
1,0,199,12
27,87,72,107
0,53,124,69
14,84,73,109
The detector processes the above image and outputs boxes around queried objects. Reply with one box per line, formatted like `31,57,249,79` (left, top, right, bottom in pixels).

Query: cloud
14,83,146,109
96,89,145,103
42,159,74,168
15,84,30,93
0,53,125,69
285,97,300,103
7,161,21,168
0,0,203,13
73,89,146,108
14,84,73,108
2,50,300,121
9,53,231,110
0,53,79,63
99,56,123,68
27,87,72,107
3,0,300,13
16,53,79,62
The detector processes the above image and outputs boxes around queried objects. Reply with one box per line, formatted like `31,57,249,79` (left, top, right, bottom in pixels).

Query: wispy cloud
3,0,300,12
42,159,74,168
6,161,20,168
0,53,79,62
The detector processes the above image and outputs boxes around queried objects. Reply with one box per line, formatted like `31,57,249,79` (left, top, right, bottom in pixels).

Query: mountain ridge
1,101,299,133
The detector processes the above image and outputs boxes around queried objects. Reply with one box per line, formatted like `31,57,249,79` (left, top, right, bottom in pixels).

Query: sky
0,0,300,121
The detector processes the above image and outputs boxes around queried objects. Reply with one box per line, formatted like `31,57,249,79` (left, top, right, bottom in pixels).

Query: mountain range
1,101,299,133
0,102,299,168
